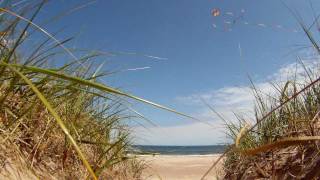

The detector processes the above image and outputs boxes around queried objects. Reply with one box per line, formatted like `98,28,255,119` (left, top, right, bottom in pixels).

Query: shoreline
134,153,222,157
139,154,223,180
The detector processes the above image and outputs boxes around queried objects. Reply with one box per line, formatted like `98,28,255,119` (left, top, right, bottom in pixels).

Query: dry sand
139,154,223,180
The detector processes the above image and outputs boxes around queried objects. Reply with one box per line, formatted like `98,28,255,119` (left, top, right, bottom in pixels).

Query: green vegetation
4,0,320,179
0,1,184,179
223,75,320,178
202,14,320,180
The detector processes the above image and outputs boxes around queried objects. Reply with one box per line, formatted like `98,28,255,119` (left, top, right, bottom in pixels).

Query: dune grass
221,70,320,178
0,1,194,179
6,1,320,179
202,10,320,180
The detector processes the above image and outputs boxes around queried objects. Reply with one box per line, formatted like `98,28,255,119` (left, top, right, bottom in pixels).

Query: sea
132,145,226,155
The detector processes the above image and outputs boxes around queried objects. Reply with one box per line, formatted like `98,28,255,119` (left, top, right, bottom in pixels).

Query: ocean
132,145,226,155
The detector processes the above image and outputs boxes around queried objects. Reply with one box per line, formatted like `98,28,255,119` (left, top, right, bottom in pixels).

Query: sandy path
139,154,223,180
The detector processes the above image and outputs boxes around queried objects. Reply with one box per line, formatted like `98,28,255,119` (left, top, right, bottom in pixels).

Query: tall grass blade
4,63,98,180
1,63,205,124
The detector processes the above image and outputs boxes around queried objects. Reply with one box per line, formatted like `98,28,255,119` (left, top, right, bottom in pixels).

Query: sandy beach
139,154,223,180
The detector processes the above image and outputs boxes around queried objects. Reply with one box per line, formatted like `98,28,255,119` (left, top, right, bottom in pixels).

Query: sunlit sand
140,154,223,180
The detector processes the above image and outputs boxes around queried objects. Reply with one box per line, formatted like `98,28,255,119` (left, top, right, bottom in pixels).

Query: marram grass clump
0,1,150,179
223,37,320,179
223,80,320,179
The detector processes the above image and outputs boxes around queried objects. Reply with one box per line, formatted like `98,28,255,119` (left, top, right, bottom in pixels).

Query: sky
23,0,320,145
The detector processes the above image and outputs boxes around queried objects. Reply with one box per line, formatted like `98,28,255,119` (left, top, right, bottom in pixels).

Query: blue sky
34,0,320,145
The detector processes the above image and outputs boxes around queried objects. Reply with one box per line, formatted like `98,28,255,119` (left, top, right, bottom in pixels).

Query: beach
139,154,223,180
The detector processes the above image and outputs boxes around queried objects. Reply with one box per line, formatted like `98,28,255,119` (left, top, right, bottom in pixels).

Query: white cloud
132,122,227,146
133,57,320,145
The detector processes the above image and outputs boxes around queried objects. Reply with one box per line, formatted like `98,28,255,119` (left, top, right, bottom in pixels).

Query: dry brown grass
0,1,148,179
222,16,320,180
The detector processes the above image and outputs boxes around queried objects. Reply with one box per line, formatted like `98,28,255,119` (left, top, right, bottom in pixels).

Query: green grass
220,69,320,178
0,1,193,179
7,1,320,179
202,9,320,179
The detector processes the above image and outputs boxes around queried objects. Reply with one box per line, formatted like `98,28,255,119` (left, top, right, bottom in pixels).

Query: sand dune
140,154,223,180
